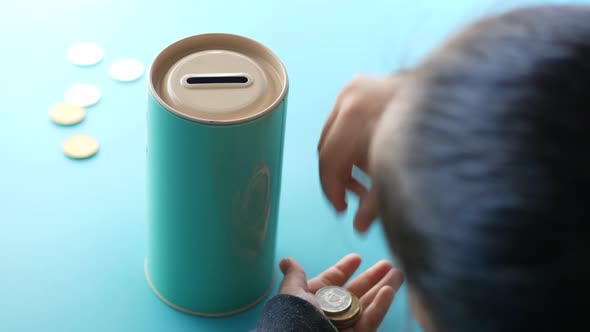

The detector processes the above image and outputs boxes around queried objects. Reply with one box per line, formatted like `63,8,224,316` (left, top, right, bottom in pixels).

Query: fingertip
383,285,395,291
322,178,347,213
377,259,393,270
341,253,362,269
354,188,378,232
335,200,348,213
379,285,396,300
353,212,371,233
390,268,405,288
279,258,291,274
359,260,393,285
370,261,394,280
346,253,363,264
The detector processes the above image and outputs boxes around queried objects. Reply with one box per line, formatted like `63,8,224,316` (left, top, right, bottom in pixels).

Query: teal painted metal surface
147,83,287,315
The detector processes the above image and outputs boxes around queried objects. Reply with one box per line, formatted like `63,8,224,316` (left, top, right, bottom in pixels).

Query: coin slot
182,73,253,88
187,76,248,84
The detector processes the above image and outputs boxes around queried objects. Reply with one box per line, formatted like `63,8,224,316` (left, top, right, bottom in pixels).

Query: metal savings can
146,34,288,316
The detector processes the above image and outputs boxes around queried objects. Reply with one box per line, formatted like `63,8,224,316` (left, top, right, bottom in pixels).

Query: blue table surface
1,0,587,331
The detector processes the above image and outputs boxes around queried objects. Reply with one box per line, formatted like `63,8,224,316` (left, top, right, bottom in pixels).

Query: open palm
279,254,404,332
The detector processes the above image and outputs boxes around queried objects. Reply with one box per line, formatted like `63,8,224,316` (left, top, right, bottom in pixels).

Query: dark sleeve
252,294,338,332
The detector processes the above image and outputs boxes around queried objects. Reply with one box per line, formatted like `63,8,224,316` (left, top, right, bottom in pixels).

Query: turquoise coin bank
146,34,288,316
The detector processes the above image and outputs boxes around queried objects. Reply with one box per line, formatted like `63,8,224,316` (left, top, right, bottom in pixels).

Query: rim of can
149,33,288,125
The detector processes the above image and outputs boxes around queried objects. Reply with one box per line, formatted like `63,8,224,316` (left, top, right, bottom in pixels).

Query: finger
308,254,362,293
354,187,380,233
320,156,352,212
346,260,393,297
318,98,342,152
346,178,368,198
354,155,370,173
279,258,308,294
355,286,396,332
318,105,359,212
359,268,404,308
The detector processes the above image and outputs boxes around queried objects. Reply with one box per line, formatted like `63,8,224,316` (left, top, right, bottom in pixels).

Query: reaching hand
318,74,408,232
278,254,404,332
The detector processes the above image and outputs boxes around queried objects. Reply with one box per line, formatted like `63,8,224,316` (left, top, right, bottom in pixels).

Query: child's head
370,6,590,332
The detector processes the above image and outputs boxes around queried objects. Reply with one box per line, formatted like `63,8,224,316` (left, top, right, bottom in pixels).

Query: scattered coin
49,103,86,126
63,135,99,159
109,59,144,82
67,42,104,66
64,84,101,107
316,286,353,314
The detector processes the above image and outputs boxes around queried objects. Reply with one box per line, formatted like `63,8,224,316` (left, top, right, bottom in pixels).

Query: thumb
279,258,309,295
354,186,379,233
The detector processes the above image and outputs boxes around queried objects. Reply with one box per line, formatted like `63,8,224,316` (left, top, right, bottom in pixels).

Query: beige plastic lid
149,34,288,125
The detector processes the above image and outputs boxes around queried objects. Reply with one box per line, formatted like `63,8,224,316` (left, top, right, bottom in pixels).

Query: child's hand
318,74,406,232
279,254,404,332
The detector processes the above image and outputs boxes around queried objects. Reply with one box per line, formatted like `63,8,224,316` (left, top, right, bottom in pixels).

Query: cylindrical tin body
146,33,288,316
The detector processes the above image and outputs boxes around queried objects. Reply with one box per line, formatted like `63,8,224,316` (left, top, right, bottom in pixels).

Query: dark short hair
378,6,590,332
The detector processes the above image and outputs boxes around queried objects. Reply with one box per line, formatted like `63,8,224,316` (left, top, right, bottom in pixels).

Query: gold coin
332,308,362,330
49,103,86,126
327,293,361,321
63,135,99,159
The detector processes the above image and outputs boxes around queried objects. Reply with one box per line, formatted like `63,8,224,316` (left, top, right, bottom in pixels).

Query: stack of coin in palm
315,286,362,330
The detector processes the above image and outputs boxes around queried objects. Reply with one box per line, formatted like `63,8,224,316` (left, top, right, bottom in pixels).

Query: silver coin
315,286,352,314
